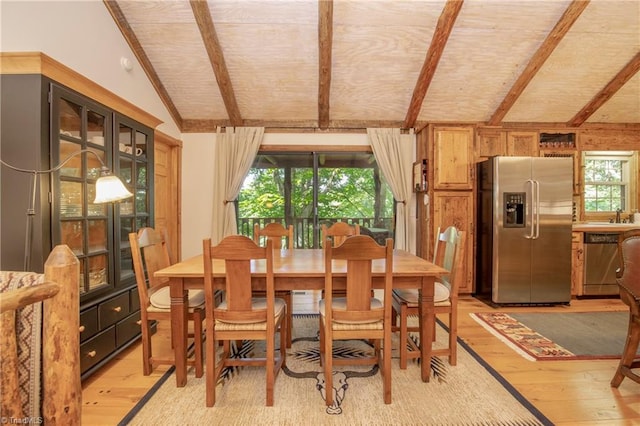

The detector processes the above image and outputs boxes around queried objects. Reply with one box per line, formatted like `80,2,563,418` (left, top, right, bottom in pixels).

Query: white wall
0,0,180,138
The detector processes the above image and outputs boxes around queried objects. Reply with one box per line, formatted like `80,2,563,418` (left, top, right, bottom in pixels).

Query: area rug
471,311,633,361
119,314,550,425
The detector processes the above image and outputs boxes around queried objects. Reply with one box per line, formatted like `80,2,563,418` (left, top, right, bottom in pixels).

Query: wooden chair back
204,235,274,323
617,229,640,313
321,222,360,247
254,222,294,249
432,226,466,296
324,235,393,323
129,227,172,306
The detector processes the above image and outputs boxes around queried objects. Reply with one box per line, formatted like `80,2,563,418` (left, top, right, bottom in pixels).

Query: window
237,151,395,248
583,151,636,213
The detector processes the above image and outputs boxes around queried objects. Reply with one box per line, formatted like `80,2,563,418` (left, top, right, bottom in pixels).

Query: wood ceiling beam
180,119,408,133
403,0,463,129
318,0,333,130
190,0,243,126
103,0,183,129
567,51,640,127
488,0,590,126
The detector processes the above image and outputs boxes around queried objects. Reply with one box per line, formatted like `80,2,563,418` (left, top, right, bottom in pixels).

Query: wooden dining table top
155,248,448,282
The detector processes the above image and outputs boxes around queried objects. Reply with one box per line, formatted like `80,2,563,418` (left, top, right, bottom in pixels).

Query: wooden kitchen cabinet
506,131,538,157
431,191,475,294
476,129,506,159
432,127,474,190
571,231,584,296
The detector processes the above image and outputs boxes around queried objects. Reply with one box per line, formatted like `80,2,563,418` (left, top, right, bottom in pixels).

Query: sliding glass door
237,151,394,248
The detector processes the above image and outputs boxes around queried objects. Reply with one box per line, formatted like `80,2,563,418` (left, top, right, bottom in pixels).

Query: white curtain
367,128,416,253
211,127,264,244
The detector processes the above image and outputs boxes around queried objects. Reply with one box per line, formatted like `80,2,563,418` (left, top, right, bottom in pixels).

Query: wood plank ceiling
104,0,640,133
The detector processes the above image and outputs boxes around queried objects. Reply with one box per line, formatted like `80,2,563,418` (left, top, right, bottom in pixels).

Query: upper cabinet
506,131,538,157
432,127,474,190
476,129,506,159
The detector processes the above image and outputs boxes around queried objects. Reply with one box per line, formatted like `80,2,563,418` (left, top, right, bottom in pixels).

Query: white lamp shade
94,175,133,203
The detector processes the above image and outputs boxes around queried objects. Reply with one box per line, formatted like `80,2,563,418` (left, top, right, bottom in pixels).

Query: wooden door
154,131,182,263
431,191,474,294
432,127,474,190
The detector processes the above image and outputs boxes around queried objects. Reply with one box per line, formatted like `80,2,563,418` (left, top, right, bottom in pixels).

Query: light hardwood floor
82,293,640,425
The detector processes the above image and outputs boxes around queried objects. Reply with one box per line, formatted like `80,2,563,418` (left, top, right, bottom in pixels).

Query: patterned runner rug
120,314,551,425
471,311,633,361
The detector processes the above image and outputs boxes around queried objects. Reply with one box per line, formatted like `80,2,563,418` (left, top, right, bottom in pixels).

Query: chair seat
392,281,451,307
149,287,205,309
215,297,286,330
319,297,384,329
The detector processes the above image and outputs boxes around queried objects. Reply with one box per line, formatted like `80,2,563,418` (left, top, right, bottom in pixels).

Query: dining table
154,248,448,387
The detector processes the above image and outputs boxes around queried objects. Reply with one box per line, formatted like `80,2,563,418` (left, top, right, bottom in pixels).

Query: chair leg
285,292,292,348
141,320,152,376
266,332,275,406
205,327,216,407
383,333,392,404
324,325,333,407
448,309,458,366
612,315,640,387
318,315,325,367
399,304,408,370
193,311,204,378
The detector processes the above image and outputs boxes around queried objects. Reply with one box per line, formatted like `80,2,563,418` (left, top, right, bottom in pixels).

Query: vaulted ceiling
105,0,640,133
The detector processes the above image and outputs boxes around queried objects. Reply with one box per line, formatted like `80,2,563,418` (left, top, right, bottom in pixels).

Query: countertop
572,222,640,232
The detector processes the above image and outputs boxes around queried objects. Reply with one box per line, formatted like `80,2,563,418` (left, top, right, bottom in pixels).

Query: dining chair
321,222,362,300
203,235,287,407
319,235,393,405
129,227,205,377
254,222,294,347
611,229,640,387
321,221,360,247
391,226,466,369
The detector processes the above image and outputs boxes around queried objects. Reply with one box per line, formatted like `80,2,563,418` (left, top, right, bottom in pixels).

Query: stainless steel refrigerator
476,156,573,304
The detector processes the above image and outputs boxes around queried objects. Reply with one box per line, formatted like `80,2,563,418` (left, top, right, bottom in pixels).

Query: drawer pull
87,350,97,358
112,306,122,313
136,320,142,325
79,325,86,333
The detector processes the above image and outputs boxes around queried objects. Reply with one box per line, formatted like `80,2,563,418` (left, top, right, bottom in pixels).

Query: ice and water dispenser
503,192,525,228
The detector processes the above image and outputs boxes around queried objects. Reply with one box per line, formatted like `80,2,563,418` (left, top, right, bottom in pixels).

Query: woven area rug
120,314,550,425
471,311,633,361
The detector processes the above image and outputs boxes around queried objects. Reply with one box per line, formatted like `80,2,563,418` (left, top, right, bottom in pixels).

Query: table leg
419,276,435,382
170,277,188,387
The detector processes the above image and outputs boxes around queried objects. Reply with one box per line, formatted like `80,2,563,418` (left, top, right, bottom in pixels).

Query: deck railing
238,217,394,248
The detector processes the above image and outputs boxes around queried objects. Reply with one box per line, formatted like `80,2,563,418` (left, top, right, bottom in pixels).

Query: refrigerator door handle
533,179,540,239
525,179,535,239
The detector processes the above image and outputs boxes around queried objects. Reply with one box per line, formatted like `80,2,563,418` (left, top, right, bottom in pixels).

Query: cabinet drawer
80,327,116,373
116,311,142,347
98,292,130,329
79,306,98,342
130,287,140,312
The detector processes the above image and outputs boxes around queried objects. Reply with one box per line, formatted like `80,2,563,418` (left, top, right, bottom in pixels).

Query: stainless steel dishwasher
583,232,620,295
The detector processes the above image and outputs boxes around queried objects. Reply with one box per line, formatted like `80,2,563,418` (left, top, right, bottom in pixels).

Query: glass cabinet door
115,115,153,286
51,84,114,299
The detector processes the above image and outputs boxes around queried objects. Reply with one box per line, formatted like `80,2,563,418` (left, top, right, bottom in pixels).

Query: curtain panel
211,127,264,244
367,128,416,253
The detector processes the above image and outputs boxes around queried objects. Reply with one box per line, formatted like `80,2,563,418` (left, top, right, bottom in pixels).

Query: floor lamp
0,149,133,271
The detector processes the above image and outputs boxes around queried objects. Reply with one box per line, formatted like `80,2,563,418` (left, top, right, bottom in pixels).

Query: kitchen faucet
616,209,622,223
